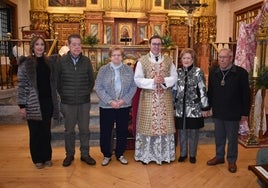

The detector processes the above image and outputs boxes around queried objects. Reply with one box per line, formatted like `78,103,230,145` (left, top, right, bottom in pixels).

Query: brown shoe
228,163,237,173
207,157,225,166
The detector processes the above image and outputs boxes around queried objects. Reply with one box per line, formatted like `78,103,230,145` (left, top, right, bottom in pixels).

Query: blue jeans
213,118,239,163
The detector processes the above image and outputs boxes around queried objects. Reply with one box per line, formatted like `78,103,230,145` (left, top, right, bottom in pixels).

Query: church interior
0,0,268,187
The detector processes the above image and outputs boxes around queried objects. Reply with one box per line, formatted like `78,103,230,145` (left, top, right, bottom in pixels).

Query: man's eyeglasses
111,54,122,57
218,56,231,59
151,43,162,46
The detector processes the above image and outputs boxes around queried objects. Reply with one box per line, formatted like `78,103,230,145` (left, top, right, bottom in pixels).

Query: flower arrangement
162,35,174,49
83,34,99,48
256,67,268,89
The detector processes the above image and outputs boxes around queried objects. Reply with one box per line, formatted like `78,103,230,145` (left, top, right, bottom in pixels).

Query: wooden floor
0,124,261,188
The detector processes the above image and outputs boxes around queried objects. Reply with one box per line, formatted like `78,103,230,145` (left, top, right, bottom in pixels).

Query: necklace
220,68,231,86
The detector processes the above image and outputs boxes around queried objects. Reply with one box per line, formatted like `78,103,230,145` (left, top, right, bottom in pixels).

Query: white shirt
134,54,178,90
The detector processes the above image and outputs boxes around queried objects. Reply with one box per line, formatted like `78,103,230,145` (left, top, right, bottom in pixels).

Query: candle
253,56,258,77
266,43,268,67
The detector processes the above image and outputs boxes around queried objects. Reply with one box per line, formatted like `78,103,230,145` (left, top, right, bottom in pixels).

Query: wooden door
55,23,80,47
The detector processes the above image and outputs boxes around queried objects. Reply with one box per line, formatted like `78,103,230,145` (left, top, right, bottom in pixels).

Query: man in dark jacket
206,48,250,173
56,33,96,167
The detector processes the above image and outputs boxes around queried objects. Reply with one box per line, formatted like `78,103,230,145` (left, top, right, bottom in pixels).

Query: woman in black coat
175,48,210,164
17,36,59,169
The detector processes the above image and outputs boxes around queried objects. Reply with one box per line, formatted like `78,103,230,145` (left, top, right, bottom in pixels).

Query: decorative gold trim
30,10,49,36
198,16,216,44
48,14,85,38
169,17,188,26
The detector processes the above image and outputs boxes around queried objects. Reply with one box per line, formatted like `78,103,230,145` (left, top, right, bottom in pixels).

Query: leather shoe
190,157,196,164
141,161,147,165
44,160,52,167
178,156,187,162
207,157,224,166
63,156,74,167
35,163,44,169
228,162,237,173
81,155,96,165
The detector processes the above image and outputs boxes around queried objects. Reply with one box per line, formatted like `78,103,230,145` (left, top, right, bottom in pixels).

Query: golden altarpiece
28,0,216,74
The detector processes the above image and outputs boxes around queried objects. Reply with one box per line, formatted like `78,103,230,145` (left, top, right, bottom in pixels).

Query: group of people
17,34,96,169
17,33,251,174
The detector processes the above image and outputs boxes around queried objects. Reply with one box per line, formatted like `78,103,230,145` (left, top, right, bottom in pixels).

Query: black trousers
99,107,130,158
27,98,53,164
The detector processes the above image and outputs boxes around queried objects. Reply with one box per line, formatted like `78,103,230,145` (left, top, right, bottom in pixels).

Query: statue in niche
121,27,130,38
120,26,131,44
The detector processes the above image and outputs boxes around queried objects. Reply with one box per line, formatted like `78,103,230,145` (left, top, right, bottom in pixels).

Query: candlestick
266,42,268,67
246,77,259,145
258,89,266,140
253,56,258,77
